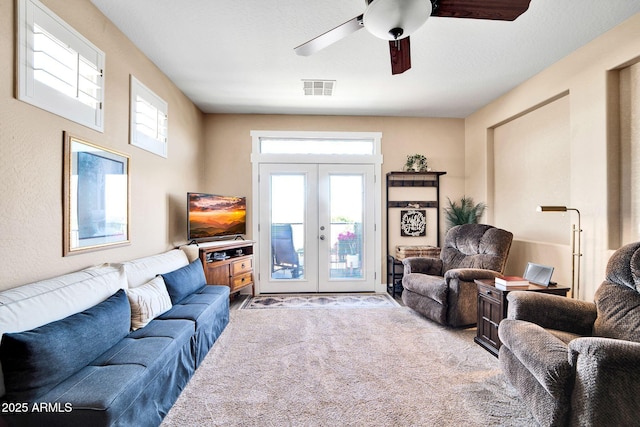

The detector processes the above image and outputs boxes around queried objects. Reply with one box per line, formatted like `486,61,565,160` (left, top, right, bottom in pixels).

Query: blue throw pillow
162,258,207,304
0,289,131,401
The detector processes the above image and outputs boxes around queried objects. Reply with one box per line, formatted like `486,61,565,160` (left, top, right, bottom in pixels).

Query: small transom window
260,138,374,155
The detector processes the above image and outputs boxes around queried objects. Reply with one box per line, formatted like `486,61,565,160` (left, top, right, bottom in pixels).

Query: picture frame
523,262,555,286
400,209,427,237
63,133,130,256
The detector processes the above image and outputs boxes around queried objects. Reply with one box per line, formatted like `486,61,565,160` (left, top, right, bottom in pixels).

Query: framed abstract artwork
63,133,130,255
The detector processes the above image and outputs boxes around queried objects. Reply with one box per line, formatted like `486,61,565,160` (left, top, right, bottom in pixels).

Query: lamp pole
566,208,581,300
536,206,582,299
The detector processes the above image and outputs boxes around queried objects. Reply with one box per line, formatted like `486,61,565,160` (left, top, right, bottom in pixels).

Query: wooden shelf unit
386,171,446,246
198,240,255,295
386,171,446,295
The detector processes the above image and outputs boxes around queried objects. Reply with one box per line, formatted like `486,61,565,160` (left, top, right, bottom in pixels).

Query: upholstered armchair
401,224,513,327
498,241,640,426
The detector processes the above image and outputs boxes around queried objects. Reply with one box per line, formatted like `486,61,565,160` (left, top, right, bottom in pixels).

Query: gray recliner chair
401,224,513,327
498,241,640,426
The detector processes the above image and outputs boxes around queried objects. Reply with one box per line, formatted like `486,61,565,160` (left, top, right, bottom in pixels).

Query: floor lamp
537,206,582,299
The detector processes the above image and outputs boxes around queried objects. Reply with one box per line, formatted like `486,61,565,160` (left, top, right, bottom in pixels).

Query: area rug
161,307,535,426
239,293,400,310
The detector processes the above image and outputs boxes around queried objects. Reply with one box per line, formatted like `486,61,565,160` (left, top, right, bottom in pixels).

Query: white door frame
251,130,384,295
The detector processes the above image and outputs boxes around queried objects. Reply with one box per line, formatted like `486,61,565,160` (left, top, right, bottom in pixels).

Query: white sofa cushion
178,244,200,263
0,265,126,397
126,276,172,330
119,249,189,288
0,265,125,335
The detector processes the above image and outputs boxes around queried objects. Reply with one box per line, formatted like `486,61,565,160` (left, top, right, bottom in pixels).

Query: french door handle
319,235,326,240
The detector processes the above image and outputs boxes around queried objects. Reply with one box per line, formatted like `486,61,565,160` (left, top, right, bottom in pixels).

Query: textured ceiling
90,0,640,118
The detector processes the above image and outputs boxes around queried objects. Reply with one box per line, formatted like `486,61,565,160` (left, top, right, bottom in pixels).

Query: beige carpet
161,307,535,426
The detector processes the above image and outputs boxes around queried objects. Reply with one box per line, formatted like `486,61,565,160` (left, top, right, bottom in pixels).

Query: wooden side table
474,279,571,357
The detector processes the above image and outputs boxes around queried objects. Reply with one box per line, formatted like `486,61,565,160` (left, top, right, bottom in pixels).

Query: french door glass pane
329,174,364,280
270,175,305,280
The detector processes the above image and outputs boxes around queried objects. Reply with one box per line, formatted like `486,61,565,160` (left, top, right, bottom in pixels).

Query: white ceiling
90,0,640,118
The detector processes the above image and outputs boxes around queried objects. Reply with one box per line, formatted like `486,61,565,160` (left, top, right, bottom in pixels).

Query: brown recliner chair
401,224,513,327
498,241,640,426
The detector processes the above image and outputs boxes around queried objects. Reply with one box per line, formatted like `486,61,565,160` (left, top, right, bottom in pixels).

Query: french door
258,163,375,293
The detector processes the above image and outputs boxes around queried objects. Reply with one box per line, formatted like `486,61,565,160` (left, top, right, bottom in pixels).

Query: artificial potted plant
403,154,429,172
443,196,487,229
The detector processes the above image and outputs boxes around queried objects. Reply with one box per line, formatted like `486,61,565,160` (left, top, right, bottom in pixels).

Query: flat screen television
187,192,246,241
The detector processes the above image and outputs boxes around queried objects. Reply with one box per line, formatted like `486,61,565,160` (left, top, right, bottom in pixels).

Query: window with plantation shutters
129,75,168,158
17,0,105,131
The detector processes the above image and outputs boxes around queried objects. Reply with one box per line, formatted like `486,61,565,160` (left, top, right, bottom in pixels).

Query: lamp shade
537,206,568,212
363,0,432,41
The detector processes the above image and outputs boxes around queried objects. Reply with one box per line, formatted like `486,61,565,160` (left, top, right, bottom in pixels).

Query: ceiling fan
294,0,532,75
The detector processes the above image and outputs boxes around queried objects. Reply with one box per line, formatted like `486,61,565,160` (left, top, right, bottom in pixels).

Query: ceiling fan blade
389,37,411,75
294,14,364,56
432,0,531,21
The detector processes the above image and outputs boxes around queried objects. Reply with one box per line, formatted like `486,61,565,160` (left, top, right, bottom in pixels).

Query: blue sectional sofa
0,248,230,427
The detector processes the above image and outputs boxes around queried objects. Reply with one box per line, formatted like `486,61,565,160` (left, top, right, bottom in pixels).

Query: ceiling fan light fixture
363,0,432,41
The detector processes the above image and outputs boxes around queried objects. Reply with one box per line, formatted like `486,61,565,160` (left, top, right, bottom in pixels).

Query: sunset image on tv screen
188,194,246,239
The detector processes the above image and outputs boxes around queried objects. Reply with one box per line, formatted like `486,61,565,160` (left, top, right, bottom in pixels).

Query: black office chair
271,223,301,278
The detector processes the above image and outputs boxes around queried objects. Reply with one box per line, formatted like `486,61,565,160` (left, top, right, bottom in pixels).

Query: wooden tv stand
198,240,255,296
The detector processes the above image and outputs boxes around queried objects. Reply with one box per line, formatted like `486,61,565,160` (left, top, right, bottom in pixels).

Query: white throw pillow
126,276,172,331
118,249,189,288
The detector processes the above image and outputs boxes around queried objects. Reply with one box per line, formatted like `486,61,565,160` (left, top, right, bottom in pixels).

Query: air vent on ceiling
302,80,335,96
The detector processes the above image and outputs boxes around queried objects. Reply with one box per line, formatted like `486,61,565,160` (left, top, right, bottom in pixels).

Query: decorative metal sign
401,209,426,237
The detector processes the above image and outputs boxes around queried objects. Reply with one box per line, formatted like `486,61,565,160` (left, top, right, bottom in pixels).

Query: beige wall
493,95,571,245
465,13,640,300
202,114,465,279
492,95,573,288
0,0,205,290
3,1,638,298
620,62,640,245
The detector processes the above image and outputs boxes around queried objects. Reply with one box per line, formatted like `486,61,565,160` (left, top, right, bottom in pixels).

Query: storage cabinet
474,279,570,357
475,281,503,356
198,240,255,295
